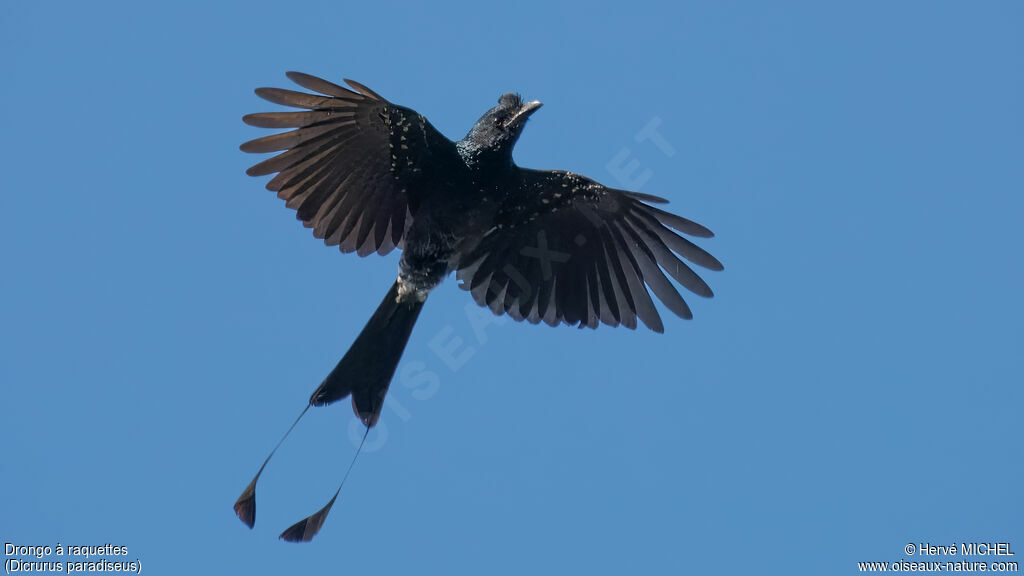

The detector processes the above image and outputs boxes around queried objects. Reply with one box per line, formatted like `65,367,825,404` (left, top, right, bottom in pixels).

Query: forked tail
234,279,425,537
310,279,425,427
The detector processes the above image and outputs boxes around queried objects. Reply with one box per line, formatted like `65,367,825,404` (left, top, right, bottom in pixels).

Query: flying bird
235,72,722,541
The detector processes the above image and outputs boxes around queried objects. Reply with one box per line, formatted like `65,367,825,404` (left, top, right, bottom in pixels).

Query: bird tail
310,280,425,427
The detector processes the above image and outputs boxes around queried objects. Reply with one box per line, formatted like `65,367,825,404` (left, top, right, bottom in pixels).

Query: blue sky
2,1,1021,574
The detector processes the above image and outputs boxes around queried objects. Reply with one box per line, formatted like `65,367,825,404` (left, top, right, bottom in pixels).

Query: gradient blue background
2,2,1021,574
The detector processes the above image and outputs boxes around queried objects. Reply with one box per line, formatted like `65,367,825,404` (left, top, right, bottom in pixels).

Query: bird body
236,72,722,540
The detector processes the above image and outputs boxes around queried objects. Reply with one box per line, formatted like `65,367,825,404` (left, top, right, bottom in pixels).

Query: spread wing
456,169,722,332
240,72,457,256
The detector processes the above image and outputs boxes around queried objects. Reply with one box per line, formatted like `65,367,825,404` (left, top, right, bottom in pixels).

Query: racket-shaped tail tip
233,478,258,529
279,494,338,542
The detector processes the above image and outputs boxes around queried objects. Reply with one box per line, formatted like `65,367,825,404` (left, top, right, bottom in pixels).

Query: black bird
235,72,722,541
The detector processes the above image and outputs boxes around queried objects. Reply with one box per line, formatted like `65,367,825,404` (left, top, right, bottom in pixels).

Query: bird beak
506,101,543,127
522,100,543,116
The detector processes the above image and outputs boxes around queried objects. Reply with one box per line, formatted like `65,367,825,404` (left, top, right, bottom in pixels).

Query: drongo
235,72,722,541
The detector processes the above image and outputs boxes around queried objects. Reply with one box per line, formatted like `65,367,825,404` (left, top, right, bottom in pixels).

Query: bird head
461,93,543,161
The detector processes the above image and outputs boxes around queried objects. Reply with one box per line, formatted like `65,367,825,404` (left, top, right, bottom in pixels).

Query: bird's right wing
241,72,457,256
456,169,722,332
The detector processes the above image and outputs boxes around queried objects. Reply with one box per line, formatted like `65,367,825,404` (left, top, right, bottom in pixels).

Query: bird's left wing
456,169,722,332
241,72,457,256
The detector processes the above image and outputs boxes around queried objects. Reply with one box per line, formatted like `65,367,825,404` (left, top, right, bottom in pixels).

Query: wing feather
455,169,719,330
241,72,458,256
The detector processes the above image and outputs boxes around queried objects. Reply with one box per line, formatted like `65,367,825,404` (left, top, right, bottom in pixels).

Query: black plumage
235,72,722,540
